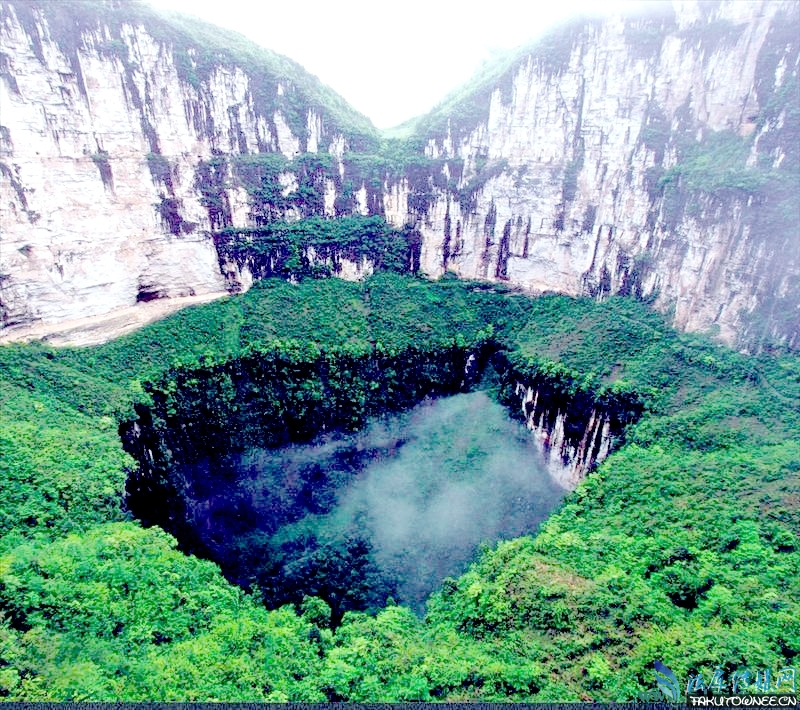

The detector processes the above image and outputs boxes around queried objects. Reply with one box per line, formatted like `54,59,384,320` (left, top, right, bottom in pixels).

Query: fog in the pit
182,390,567,611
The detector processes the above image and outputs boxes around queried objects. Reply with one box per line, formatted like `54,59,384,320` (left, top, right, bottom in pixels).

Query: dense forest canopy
1,273,798,700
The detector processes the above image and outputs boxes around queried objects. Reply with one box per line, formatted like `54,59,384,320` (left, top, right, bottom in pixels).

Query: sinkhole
119,345,603,626
175,391,564,621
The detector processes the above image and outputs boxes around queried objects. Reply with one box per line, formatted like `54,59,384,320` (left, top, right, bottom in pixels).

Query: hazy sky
149,0,632,128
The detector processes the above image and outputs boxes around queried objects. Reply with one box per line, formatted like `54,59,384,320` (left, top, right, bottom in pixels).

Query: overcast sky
149,0,633,129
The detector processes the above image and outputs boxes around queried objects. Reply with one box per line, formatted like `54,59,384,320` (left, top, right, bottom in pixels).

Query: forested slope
1,275,798,700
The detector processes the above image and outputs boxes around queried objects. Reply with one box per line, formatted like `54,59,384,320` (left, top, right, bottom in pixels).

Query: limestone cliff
0,0,376,328
398,1,800,351
1,0,798,351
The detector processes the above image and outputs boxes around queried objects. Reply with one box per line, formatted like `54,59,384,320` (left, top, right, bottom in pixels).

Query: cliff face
1,0,798,350
515,382,613,490
403,1,800,351
0,0,376,327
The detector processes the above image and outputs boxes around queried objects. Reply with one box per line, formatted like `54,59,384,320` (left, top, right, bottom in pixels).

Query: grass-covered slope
0,275,798,700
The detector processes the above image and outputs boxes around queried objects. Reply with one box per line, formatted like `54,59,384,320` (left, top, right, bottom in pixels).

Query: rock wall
403,0,800,350
1,0,798,350
515,382,613,490
0,0,376,329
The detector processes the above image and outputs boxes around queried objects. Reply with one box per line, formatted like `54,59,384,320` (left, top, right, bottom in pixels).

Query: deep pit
169,390,565,621
120,337,637,625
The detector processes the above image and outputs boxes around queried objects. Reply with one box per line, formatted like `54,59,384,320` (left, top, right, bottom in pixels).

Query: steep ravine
1,0,798,351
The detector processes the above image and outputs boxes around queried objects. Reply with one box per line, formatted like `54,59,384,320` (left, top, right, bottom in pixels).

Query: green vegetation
337,141,457,218
215,216,418,278
1,274,798,700
231,152,336,219
3,6,797,698
194,144,451,230
435,299,800,698
0,523,324,700
344,139,439,180
658,130,770,195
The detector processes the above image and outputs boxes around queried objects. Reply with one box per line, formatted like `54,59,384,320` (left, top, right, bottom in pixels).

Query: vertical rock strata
516,382,613,489
406,1,799,350
0,0,798,349
0,0,374,327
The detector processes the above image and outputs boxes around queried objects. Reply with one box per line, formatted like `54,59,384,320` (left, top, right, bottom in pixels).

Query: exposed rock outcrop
1,0,798,350
516,382,613,490
0,0,376,329
403,1,800,351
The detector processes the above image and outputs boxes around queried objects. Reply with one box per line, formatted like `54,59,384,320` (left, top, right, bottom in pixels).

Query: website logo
638,661,798,705
656,660,682,703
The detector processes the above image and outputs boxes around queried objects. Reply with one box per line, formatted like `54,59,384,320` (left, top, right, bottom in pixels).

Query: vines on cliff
213,215,421,285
